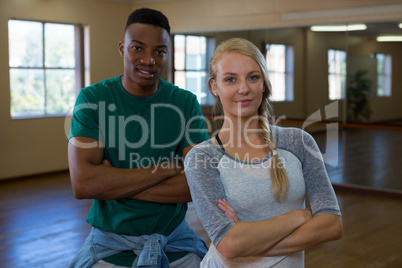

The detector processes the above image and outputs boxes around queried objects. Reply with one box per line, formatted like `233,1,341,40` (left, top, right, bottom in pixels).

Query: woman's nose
238,80,250,94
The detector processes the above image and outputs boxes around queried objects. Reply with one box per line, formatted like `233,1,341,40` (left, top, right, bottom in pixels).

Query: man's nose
140,53,155,65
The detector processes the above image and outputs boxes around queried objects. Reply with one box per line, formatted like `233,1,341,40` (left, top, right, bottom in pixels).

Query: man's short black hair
125,8,170,34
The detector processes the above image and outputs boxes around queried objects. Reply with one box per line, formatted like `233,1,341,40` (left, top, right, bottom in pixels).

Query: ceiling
351,21,402,36
95,0,402,36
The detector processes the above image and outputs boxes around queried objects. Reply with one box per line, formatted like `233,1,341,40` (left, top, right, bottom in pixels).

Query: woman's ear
263,84,269,96
210,79,218,96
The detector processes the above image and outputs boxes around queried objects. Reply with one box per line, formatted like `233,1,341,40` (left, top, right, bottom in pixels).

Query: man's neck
120,75,160,97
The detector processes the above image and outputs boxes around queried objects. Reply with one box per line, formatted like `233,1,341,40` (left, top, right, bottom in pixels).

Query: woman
184,38,342,267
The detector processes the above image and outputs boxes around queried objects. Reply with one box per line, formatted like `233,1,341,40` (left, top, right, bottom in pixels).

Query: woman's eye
248,75,259,81
225,77,235,83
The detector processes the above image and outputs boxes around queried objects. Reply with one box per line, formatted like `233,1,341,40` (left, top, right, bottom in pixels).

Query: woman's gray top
184,126,341,267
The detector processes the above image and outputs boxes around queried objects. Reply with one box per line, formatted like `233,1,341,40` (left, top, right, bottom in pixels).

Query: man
68,8,209,268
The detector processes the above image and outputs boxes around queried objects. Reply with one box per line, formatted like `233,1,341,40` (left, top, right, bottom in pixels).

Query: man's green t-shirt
68,76,210,266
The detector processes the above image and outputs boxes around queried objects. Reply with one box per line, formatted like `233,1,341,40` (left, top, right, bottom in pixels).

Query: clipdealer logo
64,101,340,166
64,102,206,161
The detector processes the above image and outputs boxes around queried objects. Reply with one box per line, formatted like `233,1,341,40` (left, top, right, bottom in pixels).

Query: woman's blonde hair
209,38,288,203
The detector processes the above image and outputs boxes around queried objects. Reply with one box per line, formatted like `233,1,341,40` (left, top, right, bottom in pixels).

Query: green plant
346,70,372,122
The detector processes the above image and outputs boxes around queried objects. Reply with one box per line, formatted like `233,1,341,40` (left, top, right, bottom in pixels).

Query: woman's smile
235,99,252,105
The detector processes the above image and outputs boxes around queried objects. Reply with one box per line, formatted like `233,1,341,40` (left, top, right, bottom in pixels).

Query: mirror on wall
175,20,402,193
344,21,401,125
334,21,402,194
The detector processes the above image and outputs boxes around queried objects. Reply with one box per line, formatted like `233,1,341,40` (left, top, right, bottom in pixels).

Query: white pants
200,243,304,268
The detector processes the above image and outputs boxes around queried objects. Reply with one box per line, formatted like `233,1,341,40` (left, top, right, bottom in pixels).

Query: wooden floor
1,171,402,268
1,127,402,267
311,127,402,192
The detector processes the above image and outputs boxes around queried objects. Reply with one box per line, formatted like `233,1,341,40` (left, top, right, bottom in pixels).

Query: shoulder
79,76,121,99
187,140,218,157
159,79,198,101
185,140,224,165
272,125,315,147
158,79,204,118
271,125,320,164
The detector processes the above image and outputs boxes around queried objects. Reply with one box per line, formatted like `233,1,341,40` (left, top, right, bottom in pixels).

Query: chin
239,109,259,118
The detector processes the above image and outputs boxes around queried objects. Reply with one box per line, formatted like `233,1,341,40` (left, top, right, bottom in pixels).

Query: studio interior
1,0,401,267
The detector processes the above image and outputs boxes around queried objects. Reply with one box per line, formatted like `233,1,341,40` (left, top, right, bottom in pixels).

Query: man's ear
118,41,124,57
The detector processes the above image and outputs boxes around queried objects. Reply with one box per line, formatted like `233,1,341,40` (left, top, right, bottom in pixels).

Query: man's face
119,23,170,95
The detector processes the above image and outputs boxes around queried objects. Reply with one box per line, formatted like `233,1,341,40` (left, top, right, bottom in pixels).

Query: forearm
216,209,311,259
68,137,182,200
70,163,178,200
263,214,343,256
128,173,192,203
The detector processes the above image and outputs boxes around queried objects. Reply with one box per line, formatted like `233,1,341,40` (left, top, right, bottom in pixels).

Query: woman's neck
219,115,265,149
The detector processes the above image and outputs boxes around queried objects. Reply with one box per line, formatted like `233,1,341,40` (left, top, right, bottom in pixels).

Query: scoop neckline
207,139,274,165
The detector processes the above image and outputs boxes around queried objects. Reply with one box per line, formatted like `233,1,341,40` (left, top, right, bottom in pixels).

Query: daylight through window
8,19,83,118
173,35,214,105
328,49,347,100
374,53,392,97
266,44,294,102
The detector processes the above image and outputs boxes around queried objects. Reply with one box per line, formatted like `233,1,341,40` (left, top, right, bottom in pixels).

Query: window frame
8,18,85,119
170,34,215,106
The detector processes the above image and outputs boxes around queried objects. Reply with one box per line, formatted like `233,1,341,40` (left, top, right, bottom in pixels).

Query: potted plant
346,69,372,122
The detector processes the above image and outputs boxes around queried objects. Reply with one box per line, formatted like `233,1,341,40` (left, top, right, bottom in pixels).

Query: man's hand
102,159,112,167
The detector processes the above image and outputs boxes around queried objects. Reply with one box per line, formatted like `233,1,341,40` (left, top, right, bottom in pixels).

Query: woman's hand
218,199,312,225
218,199,239,223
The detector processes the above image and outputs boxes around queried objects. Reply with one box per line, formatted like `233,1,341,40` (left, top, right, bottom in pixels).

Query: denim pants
93,253,202,268
69,220,208,268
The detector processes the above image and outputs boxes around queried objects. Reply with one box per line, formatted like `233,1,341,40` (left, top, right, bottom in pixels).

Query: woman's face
211,51,264,120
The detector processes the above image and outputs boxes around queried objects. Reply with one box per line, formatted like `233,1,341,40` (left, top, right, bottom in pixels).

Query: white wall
0,0,129,179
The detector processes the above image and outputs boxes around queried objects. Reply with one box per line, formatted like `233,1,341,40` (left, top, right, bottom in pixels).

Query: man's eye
156,50,166,55
131,46,142,51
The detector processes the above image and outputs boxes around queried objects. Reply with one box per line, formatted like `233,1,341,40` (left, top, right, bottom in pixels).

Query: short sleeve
68,89,103,142
300,131,341,217
178,96,210,152
184,144,234,246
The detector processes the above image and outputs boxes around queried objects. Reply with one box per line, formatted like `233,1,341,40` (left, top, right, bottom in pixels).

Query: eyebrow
222,70,261,76
222,72,237,76
131,39,168,48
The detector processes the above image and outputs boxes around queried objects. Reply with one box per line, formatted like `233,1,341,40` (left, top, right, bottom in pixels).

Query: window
173,35,214,105
328,49,347,100
374,53,392,97
8,19,84,118
265,44,294,102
